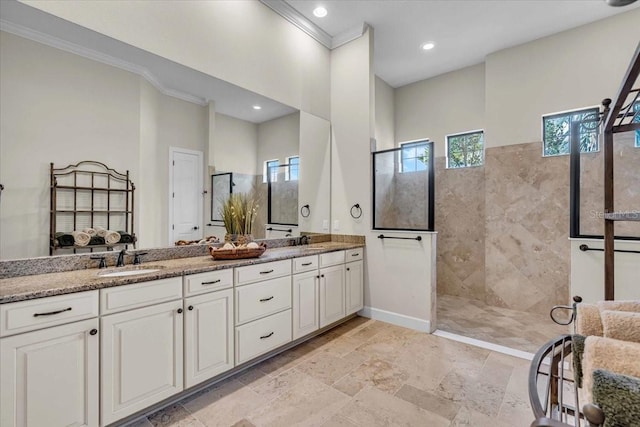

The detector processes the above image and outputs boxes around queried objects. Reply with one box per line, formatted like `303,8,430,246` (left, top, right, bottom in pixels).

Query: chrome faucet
116,249,128,267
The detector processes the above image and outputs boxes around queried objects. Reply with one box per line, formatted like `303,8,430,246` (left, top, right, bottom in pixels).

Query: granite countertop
0,242,364,304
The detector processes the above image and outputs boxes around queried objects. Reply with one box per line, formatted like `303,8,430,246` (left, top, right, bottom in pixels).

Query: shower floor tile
437,294,569,354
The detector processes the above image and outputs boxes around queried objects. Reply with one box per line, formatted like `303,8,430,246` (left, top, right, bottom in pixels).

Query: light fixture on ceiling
253,105,262,110
313,6,328,18
604,0,637,6
421,41,436,51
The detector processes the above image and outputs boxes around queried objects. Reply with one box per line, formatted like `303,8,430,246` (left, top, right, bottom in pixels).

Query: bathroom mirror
0,3,331,260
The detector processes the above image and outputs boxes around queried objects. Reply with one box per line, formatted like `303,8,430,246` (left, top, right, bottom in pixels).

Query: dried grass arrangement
220,192,259,240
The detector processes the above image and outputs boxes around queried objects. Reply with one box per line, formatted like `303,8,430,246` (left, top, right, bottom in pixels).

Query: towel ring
350,203,362,219
300,204,310,218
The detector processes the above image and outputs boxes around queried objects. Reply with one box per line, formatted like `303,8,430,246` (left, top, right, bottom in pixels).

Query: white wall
21,0,331,120
0,31,208,258
485,8,640,148
331,29,436,332
374,76,395,151
212,113,258,176
395,63,485,157
570,239,640,303
256,112,300,174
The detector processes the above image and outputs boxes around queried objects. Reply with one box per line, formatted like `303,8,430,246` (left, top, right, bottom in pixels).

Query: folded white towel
71,231,91,247
104,230,121,245
95,226,107,237
82,228,97,236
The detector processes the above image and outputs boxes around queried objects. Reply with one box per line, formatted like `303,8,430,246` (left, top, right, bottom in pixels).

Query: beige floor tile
233,366,272,388
247,374,350,427
395,384,461,420
230,419,255,427
450,406,513,427
255,342,319,376
147,404,205,427
339,386,450,427
181,379,270,427
296,350,367,386
250,368,314,402
498,392,534,425
320,414,361,427
332,357,409,396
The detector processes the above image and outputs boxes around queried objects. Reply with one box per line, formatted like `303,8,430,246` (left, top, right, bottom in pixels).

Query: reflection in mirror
268,164,299,227
210,173,232,223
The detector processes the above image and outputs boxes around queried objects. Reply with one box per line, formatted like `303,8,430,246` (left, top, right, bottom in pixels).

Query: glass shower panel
268,164,298,225
373,142,434,231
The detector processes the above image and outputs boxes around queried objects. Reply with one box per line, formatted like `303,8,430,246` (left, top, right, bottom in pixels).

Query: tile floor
129,316,536,427
437,294,570,354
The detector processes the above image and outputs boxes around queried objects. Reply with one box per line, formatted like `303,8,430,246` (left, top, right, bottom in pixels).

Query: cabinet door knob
346,268,350,271
89,329,98,335
177,308,183,314
188,305,194,311
321,274,325,278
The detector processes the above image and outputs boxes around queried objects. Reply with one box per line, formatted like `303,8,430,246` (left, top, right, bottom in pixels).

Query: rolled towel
572,334,586,388
82,228,97,236
89,236,105,246
95,226,107,238
582,336,640,405
601,310,640,344
576,303,603,337
71,231,91,247
592,369,640,427
104,230,121,245
117,231,134,244
54,232,75,247
597,300,640,313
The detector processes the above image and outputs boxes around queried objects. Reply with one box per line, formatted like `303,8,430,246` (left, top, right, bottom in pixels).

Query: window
446,130,484,168
399,140,430,173
285,156,299,181
263,159,279,183
543,107,599,156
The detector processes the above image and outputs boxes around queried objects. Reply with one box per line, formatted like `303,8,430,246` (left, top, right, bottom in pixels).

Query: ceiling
285,0,640,88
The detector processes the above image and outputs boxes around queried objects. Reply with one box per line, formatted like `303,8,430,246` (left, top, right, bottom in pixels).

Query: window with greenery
399,141,430,173
285,156,299,181
543,107,599,156
446,130,484,168
263,159,279,183
634,102,640,147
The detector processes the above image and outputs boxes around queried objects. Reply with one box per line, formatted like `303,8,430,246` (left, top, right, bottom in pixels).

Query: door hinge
172,160,175,166
172,192,175,198
172,224,175,230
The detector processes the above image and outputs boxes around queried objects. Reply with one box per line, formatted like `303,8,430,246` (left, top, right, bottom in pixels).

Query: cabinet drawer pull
351,253,360,257
259,296,274,302
89,329,98,335
260,332,274,339
301,262,313,266
201,279,222,285
259,269,274,275
33,307,72,317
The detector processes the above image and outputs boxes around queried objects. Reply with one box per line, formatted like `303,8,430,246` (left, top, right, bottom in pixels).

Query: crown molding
0,19,208,106
260,0,333,48
331,23,369,49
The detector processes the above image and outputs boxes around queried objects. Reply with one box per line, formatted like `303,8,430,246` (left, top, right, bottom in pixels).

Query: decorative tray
208,242,267,260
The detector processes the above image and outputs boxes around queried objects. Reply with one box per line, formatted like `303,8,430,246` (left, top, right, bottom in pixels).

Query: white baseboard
432,330,534,360
358,306,431,333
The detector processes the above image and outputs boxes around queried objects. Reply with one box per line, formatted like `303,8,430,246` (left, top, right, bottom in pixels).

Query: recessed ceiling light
252,105,262,110
313,6,328,18
421,42,436,51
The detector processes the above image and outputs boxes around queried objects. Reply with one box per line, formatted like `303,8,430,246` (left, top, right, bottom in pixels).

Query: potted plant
219,192,259,245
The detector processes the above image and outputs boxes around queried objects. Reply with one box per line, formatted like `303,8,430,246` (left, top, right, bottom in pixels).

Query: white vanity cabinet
345,249,364,315
292,255,320,339
100,278,184,426
319,251,346,327
184,288,234,388
0,292,100,427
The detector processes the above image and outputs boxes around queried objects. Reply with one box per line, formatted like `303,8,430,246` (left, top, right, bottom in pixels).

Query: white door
184,289,234,388
170,148,203,244
292,271,319,339
101,300,183,426
0,318,99,427
345,260,364,315
319,264,346,327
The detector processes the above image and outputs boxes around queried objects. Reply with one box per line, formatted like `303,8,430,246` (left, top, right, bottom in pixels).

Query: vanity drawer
100,277,182,315
184,269,233,296
235,276,291,325
0,291,99,337
293,255,318,273
235,309,292,364
319,251,345,268
345,248,363,262
235,260,291,286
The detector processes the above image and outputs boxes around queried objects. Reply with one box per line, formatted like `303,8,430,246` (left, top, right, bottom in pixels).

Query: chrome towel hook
350,203,362,219
300,204,310,218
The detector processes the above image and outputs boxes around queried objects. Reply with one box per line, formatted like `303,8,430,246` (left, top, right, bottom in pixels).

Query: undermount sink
97,267,162,278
